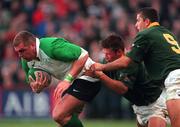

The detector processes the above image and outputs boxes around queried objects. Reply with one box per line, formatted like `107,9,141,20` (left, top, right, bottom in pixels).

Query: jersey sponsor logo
123,76,130,83
28,61,36,67
42,58,50,62
118,73,131,83
32,61,35,67
132,44,140,48
73,89,80,93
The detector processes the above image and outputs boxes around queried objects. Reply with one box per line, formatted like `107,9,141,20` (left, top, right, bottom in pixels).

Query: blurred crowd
0,0,179,119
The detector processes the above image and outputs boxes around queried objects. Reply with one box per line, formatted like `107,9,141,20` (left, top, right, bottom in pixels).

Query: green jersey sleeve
126,33,151,63
105,63,138,89
21,58,30,83
51,38,82,62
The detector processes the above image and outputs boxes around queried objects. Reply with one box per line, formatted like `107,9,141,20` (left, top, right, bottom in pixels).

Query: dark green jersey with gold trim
105,61,162,106
127,25,180,81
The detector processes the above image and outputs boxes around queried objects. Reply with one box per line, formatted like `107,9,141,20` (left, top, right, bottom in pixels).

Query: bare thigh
53,94,85,125
148,116,166,127
167,99,180,127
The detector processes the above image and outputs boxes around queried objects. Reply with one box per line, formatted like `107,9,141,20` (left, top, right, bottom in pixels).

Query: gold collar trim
148,22,160,28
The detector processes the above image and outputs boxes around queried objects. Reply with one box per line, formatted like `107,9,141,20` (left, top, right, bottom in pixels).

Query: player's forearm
98,73,128,94
68,54,89,79
103,55,131,71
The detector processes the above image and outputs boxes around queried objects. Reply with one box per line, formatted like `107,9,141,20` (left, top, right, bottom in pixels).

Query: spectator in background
1,43,18,89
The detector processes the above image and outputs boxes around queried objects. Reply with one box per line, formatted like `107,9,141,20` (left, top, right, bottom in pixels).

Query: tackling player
92,7,180,127
87,34,168,127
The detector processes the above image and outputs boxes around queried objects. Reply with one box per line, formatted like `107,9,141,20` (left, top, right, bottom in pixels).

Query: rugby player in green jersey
86,34,168,127
92,7,180,127
13,31,101,127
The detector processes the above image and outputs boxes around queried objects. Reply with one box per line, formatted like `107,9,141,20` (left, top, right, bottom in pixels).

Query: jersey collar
147,22,160,28
36,38,40,58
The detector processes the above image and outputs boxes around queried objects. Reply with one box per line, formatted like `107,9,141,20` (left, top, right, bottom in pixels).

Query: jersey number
163,34,180,54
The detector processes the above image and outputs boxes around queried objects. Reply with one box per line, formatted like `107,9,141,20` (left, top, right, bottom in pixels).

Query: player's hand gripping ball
28,68,51,93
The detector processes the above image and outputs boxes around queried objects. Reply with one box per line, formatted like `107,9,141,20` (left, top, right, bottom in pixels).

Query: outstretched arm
84,68,128,94
92,55,132,71
95,71,128,94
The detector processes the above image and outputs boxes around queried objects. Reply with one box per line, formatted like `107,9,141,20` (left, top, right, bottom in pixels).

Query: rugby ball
28,68,52,85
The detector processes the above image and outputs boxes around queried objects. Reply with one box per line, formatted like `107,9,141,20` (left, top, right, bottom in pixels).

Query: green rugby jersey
21,37,83,82
127,22,180,81
105,61,162,106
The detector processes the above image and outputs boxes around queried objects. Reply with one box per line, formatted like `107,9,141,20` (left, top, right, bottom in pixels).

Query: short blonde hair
13,31,36,47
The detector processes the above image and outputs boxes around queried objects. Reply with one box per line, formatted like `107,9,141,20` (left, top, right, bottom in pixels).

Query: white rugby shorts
164,69,180,100
132,90,168,126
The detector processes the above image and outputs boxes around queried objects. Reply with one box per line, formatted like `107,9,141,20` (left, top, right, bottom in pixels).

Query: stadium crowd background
0,0,179,119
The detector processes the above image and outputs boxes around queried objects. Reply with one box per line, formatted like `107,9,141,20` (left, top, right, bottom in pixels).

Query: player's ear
145,18,151,27
116,49,124,57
